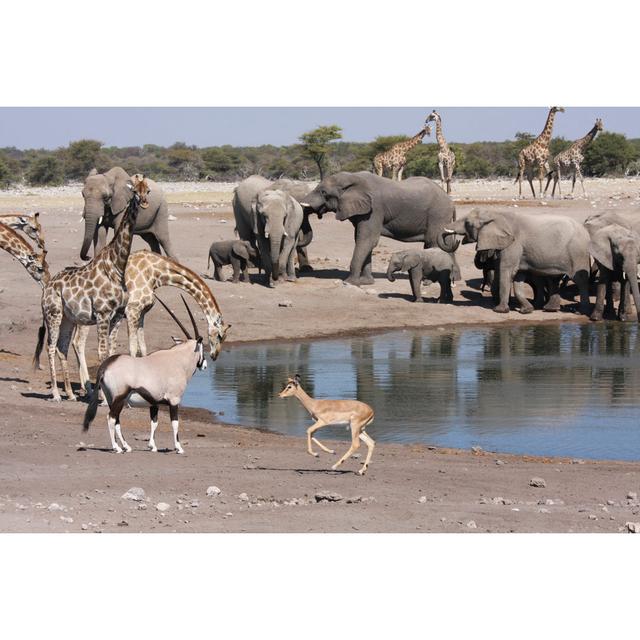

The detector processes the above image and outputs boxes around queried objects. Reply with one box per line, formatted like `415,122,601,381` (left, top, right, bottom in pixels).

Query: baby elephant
207,239,258,283
387,248,459,303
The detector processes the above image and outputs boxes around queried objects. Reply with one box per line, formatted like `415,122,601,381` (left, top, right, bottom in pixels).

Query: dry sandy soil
1,177,640,533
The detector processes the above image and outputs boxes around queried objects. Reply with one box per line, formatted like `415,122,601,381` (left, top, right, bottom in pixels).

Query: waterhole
183,322,640,461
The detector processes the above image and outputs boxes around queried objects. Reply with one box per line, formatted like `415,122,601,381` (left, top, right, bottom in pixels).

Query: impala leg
170,404,184,454
306,419,329,457
149,405,159,452
357,431,376,476
331,422,361,471
312,437,335,455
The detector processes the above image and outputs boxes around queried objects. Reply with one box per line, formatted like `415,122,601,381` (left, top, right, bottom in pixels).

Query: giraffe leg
96,319,110,363
72,324,91,394
56,316,76,401
108,312,125,357
137,310,149,356
391,166,398,181
526,168,536,198
439,161,446,191
397,165,405,181
126,308,141,357
331,421,361,471
576,166,586,197
46,313,63,402
556,166,562,198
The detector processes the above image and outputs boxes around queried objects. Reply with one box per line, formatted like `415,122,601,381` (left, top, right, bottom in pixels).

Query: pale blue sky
0,107,637,149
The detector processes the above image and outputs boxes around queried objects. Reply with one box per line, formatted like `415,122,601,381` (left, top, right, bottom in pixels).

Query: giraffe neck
101,198,138,278
153,259,223,327
573,124,600,153
293,386,318,415
435,117,448,151
0,224,47,285
401,128,428,152
536,109,557,148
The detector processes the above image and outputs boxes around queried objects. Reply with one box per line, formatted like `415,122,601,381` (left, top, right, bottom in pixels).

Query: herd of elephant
82,167,640,321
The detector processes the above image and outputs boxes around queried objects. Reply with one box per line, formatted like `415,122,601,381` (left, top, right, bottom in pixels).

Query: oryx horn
154,294,192,340
180,294,201,340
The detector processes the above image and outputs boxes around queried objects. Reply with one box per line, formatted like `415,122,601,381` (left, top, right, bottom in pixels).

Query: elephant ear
402,252,422,271
109,172,133,216
336,184,372,221
588,236,614,271
232,242,250,261
477,215,514,251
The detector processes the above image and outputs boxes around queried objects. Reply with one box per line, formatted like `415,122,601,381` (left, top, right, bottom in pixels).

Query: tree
299,125,342,179
583,132,638,176
27,156,64,186
64,139,104,180
0,153,20,188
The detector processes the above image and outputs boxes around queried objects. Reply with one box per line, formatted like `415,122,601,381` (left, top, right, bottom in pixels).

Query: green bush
27,156,64,186
64,139,104,180
583,132,638,176
0,154,20,188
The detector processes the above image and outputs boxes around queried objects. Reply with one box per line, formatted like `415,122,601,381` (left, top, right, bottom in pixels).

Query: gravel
121,487,146,502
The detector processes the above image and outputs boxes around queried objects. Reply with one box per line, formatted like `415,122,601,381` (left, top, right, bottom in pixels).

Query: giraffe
0,221,49,287
70,250,227,393
426,110,456,195
0,212,45,248
373,122,431,181
544,118,603,198
34,177,149,401
515,106,565,198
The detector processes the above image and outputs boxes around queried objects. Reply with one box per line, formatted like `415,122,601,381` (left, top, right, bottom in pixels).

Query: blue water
183,323,640,461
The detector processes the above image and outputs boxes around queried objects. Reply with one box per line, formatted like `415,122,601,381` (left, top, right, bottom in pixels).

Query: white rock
48,503,64,511
238,492,250,502
156,502,170,512
278,300,293,308
418,496,427,504
467,520,477,529
529,477,546,488
121,487,146,502
60,516,74,524
626,522,640,533
206,486,221,497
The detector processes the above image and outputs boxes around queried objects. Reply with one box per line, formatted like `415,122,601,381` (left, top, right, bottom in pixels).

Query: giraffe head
130,174,151,209
24,249,49,285
550,107,565,115
595,118,604,132
426,110,440,124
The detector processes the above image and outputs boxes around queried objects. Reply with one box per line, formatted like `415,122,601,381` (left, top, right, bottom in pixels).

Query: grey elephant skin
587,219,640,321
584,210,640,321
300,171,456,286
232,175,316,279
387,248,459,303
439,208,591,314
81,167,174,260
252,189,303,284
207,239,258,283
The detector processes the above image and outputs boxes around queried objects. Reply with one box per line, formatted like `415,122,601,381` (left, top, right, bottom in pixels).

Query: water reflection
183,323,640,461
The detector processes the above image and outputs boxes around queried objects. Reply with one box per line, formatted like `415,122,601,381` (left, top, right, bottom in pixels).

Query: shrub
27,156,64,186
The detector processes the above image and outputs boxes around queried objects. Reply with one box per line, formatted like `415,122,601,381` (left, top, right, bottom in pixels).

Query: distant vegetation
1,127,639,188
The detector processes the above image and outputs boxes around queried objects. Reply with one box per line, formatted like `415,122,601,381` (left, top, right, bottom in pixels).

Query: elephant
252,189,303,284
207,239,258,283
80,167,175,260
233,175,318,278
588,223,640,322
584,210,640,321
300,171,456,286
438,208,591,315
386,248,459,303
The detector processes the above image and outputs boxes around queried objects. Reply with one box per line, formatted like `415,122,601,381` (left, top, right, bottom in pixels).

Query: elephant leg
513,273,534,314
542,277,561,312
591,266,609,321
256,235,273,286
213,263,224,281
230,257,241,283
572,269,591,316
438,272,453,303
408,266,423,302
493,265,514,313
286,246,297,282
296,245,313,272
346,220,379,286
140,232,161,254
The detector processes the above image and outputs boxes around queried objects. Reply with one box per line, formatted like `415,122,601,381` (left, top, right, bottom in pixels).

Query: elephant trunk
270,231,284,281
299,189,328,215
437,230,462,253
387,261,398,282
80,201,104,260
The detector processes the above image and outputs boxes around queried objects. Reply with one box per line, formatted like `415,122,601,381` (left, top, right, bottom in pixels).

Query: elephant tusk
284,231,289,237
299,202,310,207
98,216,103,225
264,232,270,239
79,216,84,223
443,228,456,234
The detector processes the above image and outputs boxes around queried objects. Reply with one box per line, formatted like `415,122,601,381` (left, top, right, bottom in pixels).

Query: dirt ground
1,176,640,533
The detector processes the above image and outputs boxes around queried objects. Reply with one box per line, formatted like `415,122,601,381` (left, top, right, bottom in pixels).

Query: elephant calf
387,248,460,303
207,240,258,283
